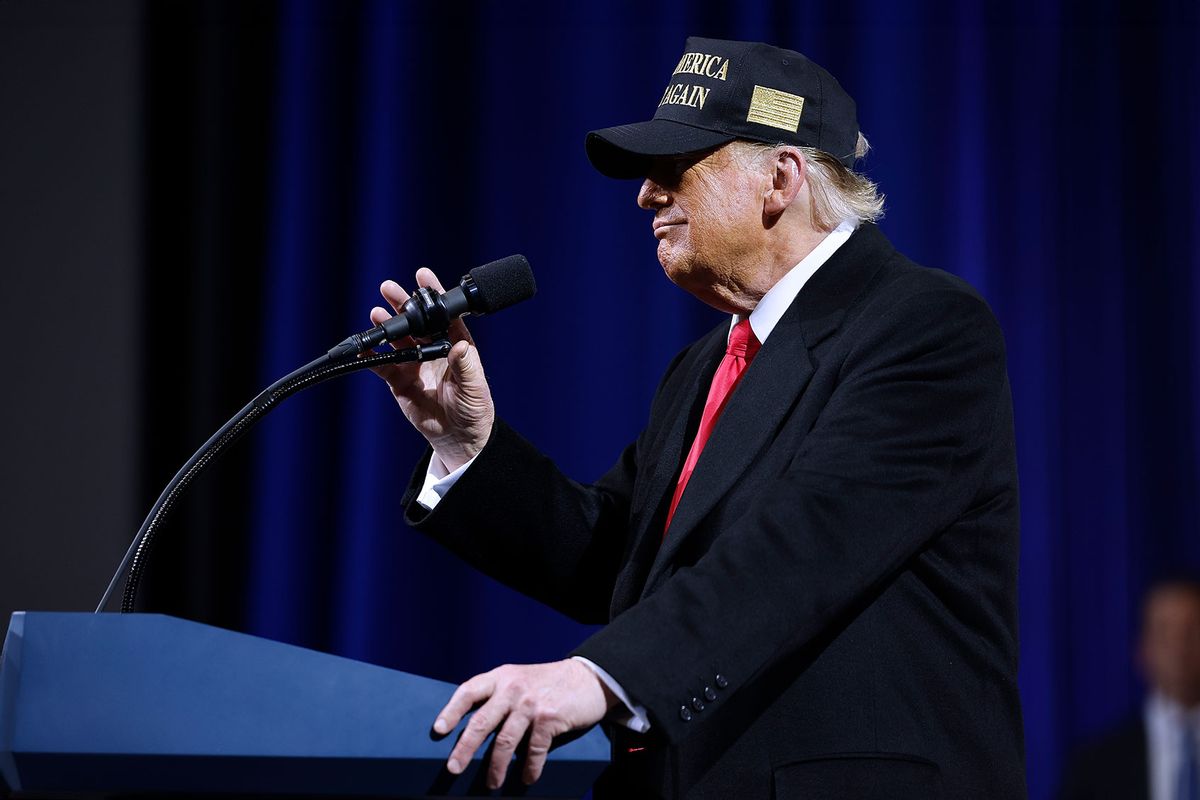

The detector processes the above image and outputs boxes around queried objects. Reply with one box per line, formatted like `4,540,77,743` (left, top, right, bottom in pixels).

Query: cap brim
586,119,735,179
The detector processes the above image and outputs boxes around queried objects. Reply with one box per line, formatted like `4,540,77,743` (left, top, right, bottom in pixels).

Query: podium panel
0,612,609,798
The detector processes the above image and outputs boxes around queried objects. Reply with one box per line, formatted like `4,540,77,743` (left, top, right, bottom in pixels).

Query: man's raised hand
369,268,494,471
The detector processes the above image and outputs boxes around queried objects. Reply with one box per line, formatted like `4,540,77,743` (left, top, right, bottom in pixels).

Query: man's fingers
428,662,606,786
380,279,411,309
486,708,532,789
415,267,446,294
367,361,401,385
434,673,494,737
446,340,481,383
415,267,476,346
366,308,413,379
522,723,555,786
381,270,473,346
436,672,503,775
445,696,507,776
376,282,418,350
368,305,413,351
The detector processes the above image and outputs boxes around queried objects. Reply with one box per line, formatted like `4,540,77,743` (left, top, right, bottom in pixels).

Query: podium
0,612,609,798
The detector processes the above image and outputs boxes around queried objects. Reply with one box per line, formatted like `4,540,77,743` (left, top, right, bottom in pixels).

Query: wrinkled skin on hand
369,268,494,471
433,659,617,789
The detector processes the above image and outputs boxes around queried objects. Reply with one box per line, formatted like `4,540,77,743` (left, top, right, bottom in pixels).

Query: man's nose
637,178,670,210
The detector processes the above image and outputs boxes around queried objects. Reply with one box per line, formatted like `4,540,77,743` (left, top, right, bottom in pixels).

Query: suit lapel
609,328,726,615
641,311,814,597
636,223,895,600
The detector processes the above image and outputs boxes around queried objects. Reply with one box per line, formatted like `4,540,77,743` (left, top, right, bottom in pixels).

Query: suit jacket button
691,697,705,712
715,674,728,689
704,686,717,702
679,705,693,722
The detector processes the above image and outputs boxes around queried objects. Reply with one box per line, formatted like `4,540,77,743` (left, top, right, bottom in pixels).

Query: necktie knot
728,319,761,361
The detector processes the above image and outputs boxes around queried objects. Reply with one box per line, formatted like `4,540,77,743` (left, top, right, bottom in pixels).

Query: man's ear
763,148,805,217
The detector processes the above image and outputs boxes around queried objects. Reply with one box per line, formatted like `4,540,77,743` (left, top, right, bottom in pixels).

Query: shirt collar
731,218,857,345
1147,691,1200,731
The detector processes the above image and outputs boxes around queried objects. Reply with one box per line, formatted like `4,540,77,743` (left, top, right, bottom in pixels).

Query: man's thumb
448,340,482,382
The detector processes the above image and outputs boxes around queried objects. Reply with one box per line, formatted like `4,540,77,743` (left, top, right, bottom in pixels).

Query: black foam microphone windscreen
468,254,536,313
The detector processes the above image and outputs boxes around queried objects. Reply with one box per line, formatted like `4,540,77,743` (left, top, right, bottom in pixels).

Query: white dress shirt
1146,692,1200,800
415,219,858,732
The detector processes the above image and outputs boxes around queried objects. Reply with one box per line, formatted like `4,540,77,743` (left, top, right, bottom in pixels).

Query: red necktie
664,319,761,535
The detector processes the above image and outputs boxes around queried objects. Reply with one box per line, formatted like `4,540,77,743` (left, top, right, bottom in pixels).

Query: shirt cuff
572,656,652,734
415,452,477,510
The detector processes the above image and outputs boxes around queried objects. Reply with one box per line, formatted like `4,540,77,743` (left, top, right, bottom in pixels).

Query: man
1058,579,1200,800
370,37,1025,798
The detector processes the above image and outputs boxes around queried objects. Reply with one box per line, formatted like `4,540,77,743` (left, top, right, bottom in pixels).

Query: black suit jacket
403,224,1026,799
1057,718,1148,800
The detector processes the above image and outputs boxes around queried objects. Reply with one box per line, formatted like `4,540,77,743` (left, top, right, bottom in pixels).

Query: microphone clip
406,286,453,336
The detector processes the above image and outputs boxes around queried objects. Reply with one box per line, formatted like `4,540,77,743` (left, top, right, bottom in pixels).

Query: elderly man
370,37,1025,799
1059,579,1200,800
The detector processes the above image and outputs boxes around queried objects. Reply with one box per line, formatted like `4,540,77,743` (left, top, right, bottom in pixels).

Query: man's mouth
653,218,686,238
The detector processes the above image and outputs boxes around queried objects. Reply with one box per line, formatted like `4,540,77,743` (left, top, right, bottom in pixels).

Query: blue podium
0,612,609,798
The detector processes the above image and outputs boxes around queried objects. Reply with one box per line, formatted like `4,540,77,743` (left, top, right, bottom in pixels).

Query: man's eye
660,159,695,185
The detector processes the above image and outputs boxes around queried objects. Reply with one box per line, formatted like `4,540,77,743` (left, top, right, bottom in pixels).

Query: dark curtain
135,3,1200,799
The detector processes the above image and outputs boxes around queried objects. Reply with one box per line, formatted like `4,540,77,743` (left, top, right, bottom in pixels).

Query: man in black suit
370,37,1025,798
1058,580,1200,800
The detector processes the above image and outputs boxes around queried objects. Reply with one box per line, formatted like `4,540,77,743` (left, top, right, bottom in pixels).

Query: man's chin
657,242,693,278
659,265,711,305
658,253,689,287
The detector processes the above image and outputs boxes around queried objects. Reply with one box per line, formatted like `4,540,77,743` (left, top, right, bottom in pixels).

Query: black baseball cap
586,37,860,179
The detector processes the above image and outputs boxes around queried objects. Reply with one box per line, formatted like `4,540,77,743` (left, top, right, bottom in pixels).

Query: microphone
329,254,536,360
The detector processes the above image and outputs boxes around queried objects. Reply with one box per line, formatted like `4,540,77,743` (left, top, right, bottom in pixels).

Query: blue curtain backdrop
161,3,1200,799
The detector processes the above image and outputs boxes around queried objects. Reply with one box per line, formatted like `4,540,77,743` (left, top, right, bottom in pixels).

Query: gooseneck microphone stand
95,338,452,614
95,254,536,614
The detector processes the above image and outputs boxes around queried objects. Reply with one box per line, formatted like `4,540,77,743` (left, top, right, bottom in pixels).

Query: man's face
1139,585,1200,708
637,144,771,312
